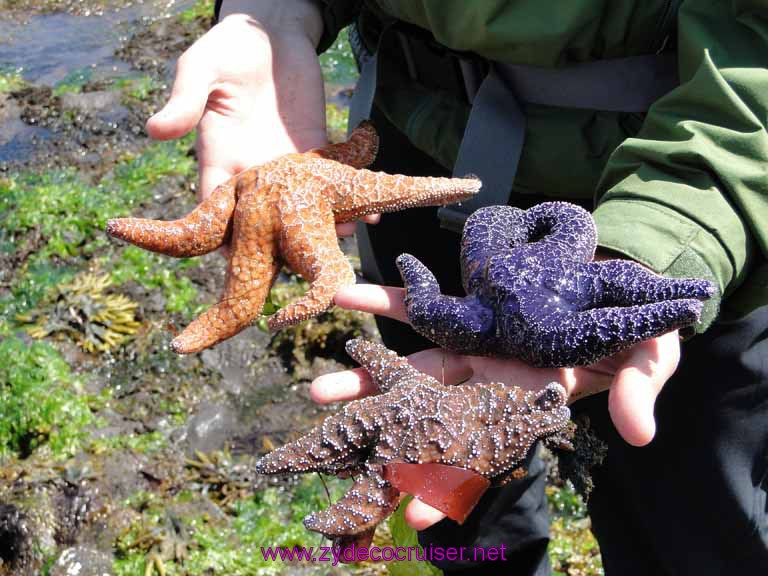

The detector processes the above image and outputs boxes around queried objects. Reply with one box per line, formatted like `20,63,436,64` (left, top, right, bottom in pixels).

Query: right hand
146,1,328,207
311,283,683,531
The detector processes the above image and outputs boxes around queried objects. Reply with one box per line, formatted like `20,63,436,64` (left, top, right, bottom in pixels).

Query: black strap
349,26,387,284
438,67,526,233
495,53,678,113
347,48,379,137
348,24,679,234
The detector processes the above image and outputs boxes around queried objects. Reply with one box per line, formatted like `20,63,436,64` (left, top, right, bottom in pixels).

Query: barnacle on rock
15,272,141,353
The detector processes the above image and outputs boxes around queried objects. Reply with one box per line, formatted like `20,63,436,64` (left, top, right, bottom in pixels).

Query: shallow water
0,1,194,86
0,0,197,165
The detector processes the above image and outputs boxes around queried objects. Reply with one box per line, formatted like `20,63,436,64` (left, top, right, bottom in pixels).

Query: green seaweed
319,29,358,85
52,67,93,96
90,430,168,455
0,137,195,267
326,102,349,143
113,476,352,576
0,135,198,328
178,0,214,24
0,261,75,325
16,272,142,353
0,67,25,93
109,246,203,318
388,497,442,576
114,74,162,103
0,336,94,458
547,484,603,576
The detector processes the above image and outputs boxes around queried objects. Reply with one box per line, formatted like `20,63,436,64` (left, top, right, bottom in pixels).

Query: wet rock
0,503,33,576
51,546,113,576
99,451,149,501
59,90,124,118
0,94,21,127
182,401,238,455
116,9,210,77
0,479,91,576
200,328,272,396
6,83,145,171
89,409,145,442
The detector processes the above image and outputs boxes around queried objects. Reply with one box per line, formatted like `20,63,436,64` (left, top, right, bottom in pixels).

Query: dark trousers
360,108,768,575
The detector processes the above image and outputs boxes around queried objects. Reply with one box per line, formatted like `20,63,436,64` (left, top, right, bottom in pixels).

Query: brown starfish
106,122,480,354
256,339,571,543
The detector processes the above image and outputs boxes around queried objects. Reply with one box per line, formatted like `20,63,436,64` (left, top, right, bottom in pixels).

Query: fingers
310,367,378,404
405,498,447,530
333,284,409,323
146,50,214,141
198,163,235,202
310,347,474,404
335,215,381,237
335,222,357,237
607,331,681,446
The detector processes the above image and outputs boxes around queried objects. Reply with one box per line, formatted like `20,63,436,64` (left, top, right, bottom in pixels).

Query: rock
0,503,34,576
51,546,113,576
59,91,121,114
200,327,272,396
182,401,238,454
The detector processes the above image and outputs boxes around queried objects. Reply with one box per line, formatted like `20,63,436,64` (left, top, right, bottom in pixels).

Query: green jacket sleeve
592,0,768,331
214,1,360,52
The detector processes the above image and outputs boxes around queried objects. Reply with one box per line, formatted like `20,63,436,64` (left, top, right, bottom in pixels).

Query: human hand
311,283,681,529
145,0,376,237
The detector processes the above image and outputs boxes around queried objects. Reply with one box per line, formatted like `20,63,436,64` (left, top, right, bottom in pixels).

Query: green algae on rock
0,337,94,458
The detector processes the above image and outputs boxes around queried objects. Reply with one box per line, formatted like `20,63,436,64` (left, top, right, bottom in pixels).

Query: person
147,1,768,573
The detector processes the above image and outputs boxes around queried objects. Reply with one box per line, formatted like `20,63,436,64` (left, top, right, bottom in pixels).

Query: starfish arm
531,299,706,367
303,465,400,538
397,254,495,354
255,398,381,475
461,205,525,293
306,120,378,169
586,260,717,306
331,170,482,223
517,202,597,263
268,194,355,330
345,338,432,393
170,265,279,354
471,383,570,478
105,177,237,257
171,189,281,354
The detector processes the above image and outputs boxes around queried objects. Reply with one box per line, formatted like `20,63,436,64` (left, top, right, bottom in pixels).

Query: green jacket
316,0,768,330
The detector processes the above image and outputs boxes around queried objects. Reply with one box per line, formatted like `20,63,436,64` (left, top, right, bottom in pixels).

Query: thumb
147,53,213,140
607,332,680,446
608,367,659,446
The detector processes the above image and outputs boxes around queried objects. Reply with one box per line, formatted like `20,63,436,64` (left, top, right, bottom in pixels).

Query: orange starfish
106,122,480,354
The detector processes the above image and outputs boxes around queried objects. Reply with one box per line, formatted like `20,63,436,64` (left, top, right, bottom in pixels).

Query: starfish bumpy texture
398,202,717,367
106,122,480,354
255,339,570,542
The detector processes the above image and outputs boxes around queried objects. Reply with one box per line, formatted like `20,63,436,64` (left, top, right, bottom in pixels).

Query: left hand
310,283,681,529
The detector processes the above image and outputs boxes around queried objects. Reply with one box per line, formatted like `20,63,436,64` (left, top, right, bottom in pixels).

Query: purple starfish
397,202,716,367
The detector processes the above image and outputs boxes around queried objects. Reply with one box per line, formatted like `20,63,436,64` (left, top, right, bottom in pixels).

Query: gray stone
183,401,237,454
50,546,113,576
59,91,121,113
